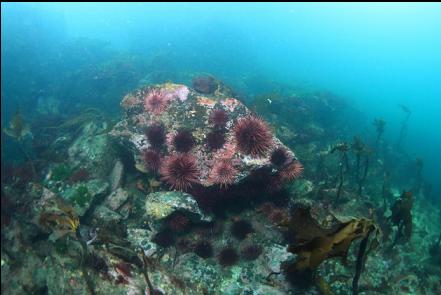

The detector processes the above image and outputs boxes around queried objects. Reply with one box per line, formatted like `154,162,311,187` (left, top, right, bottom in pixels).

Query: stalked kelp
390,191,413,246
351,136,373,196
3,111,37,180
330,142,350,201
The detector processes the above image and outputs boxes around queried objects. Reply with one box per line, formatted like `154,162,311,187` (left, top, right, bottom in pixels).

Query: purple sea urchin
172,129,195,153
146,122,166,149
279,160,304,181
241,244,263,261
270,147,290,167
231,219,254,240
192,75,217,94
142,149,162,173
152,230,175,248
206,130,226,150
168,212,191,232
218,247,239,267
194,240,214,259
209,108,228,128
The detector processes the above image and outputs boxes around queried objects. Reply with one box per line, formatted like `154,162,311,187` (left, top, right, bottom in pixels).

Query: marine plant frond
283,205,380,293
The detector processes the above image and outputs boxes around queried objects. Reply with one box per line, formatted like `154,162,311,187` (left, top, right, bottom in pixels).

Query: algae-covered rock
104,187,129,211
91,205,123,224
61,179,109,216
265,244,295,274
68,121,116,178
145,191,211,229
174,252,222,293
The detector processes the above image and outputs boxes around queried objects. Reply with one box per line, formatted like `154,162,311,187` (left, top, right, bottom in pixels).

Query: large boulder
110,82,301,191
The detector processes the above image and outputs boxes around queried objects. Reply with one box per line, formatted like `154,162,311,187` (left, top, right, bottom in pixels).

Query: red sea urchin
208,159,238,187
142,149,162,173
279,160,304,181
209,108,229,129
172,129,196,153
146,122,166,149
233,116,273,157
144,89,169,115
160,154,200,191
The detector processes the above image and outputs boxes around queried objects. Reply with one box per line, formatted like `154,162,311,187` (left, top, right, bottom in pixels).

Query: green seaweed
53,237,69,254
70,186,92,207
51,164,73,181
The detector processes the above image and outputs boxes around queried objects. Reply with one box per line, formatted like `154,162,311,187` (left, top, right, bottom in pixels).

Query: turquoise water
1,4,441,294
2,3,440,194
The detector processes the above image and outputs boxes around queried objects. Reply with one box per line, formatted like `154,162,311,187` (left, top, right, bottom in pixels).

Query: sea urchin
152,230,175,248
270,147,290,167
146,122,166,149
144,89,169,115
194,240,214,259
206,130,226,150
160,154,200,191
172,129,196,153
218,247,239,267
142,149,162,173
241,244,263,261
279,160,304,181
167,212,191,232
233,116,273,157
209,108,229,129
231,219,254,240
208,159,238,187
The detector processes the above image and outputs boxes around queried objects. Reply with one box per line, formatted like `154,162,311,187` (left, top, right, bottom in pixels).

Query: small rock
61,179,109,216
145,191,212,230
265,244,295,273
109,159,124,191
91,205,122,224
104,188,129,211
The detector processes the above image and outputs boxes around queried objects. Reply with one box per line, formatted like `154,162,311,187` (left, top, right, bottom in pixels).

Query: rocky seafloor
1,77,440,295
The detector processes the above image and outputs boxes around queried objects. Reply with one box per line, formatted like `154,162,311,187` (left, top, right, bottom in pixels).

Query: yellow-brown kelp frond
38,196,79,239
3,111,31,140
283,206,380,293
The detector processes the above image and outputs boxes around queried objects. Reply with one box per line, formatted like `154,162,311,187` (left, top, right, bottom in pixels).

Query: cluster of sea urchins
141,87,302,192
